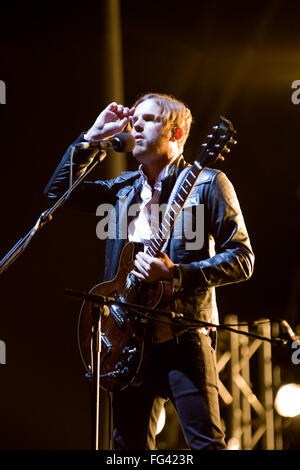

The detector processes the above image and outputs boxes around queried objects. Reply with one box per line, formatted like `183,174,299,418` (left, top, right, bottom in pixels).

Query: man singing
44,93,254,450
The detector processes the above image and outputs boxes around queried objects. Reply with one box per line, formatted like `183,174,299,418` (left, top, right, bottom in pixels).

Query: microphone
76,132,136,153
280,320,297,343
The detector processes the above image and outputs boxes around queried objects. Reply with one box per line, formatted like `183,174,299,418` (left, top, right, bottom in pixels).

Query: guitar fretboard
145,162,202,257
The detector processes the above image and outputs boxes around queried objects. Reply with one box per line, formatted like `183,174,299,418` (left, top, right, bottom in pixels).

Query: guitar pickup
101,333,112,353
109,303,126,329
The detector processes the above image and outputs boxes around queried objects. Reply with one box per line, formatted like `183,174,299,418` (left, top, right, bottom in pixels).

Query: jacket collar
132,154,188,196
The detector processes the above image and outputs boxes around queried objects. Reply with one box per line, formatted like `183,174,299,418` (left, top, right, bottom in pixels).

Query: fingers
131,251,175,284
134,252,152,278
89,103,135,140
157,251,168,261
131,269,145,281
136,251,153,265
132,251,164,283
132,252,153,282
108,102,135,118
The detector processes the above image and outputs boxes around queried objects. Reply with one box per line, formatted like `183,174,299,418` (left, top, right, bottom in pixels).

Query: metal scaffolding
217,315,282,450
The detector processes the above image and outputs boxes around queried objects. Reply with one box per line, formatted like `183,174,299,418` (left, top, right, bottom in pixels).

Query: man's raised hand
85,102,135,141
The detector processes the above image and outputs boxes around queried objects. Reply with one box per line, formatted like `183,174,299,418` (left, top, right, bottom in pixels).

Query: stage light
156,406,166,435
274,383,300,418
227,437,240,450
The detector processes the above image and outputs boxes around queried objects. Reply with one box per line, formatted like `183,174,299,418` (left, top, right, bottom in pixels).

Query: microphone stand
90,298,105,451
0,147,106,275
64,289,289,349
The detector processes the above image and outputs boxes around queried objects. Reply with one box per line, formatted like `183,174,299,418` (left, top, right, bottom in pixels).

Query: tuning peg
229,137,237,145
223,146,231,153
218,154,225,161
201,143,208,148
207,134,213,139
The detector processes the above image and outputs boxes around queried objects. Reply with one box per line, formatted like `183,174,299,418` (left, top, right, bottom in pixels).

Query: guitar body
77,242,170,391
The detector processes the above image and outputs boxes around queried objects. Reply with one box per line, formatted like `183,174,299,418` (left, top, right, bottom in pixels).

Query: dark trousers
113,330,226,450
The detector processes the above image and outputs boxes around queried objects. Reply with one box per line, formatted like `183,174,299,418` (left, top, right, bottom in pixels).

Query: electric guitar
77,116,236,391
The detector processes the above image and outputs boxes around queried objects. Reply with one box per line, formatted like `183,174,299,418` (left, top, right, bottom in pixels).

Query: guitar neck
145,162,202,257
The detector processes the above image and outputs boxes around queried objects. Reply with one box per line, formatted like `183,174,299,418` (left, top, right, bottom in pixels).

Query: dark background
0,0,299,450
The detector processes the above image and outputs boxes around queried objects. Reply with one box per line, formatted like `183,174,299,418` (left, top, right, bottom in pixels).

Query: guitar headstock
196,115,237,168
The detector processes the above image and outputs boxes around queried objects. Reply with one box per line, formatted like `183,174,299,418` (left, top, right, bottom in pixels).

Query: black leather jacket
44,133,254,324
